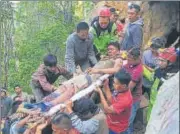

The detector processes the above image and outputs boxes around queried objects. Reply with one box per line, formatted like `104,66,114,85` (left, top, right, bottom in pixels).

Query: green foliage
7,1,80,93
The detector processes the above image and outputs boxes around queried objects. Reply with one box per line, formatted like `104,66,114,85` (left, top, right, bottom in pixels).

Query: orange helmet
99,8,111,17
158,47,177,63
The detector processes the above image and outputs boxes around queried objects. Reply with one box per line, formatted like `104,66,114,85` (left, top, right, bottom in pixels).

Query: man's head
109,7,118,22
117,17,126,25
44,54,57,73
51,112,72,134
76,22,89,41
73,97,98,120
127,47,141,65
150,44,161,56
107,42,120,57
150,37,163,55
14,85,22,95
110,7,116,14
98,8,111,29
158,56,169,69
0,88,7,98
158,47,177,69
127,3,140,22
113,68,131,91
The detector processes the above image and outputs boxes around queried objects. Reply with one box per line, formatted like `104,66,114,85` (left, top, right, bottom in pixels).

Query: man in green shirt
89,8,118,60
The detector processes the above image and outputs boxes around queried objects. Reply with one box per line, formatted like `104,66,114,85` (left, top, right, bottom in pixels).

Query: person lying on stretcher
87,42,125,103
87,42,123,75
16,84,77,112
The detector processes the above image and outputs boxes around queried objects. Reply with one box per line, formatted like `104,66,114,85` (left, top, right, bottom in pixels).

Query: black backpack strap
90,16,98,26
107,22,114,34
92,22,101,38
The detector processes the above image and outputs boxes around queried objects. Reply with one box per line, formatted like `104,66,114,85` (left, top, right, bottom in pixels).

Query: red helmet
158,47,177,63
99,8,111,17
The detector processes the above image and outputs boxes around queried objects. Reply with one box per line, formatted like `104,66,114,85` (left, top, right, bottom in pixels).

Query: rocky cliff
142,1,179,48
145,72,179,134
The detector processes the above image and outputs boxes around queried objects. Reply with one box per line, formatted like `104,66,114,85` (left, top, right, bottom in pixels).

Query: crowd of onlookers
1,2,179,134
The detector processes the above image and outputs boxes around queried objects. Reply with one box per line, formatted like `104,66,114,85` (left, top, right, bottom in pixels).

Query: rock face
145,72,179,134
141,1,180,48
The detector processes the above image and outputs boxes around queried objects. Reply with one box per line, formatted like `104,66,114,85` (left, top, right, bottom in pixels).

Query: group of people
1,3,179,134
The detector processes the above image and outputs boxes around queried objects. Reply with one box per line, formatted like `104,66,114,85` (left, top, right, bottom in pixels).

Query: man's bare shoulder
115,58,123,64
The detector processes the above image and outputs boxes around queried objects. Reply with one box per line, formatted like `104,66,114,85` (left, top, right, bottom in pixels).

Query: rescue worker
145,47,177,120
65,22,97,74
89,8,118,60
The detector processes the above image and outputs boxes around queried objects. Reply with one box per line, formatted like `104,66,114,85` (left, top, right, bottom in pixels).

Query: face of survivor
107,45,119,57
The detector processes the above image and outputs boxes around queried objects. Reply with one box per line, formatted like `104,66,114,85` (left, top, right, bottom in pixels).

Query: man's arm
132,25,143,48
66,101,99,134
87,35,97,66
35,121,48,134
129,81,137,91
96,87,115,114
93,59,122,74
57,65,73,80
103,79,112,103
65,38,76,73
70,113,99,134
16,115,30,129
38,75,55,92
96,87,129,115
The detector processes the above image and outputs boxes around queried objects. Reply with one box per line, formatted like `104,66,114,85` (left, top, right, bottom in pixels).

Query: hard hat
99,8,111,17
158,47,177,63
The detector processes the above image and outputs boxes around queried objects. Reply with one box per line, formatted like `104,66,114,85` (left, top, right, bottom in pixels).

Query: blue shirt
121,18,143,50
142,49,159,69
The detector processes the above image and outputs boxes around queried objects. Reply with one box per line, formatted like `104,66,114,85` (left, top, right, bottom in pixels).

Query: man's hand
87,68,100,74
36,117,50,131
65,100,73,114
94,85,102,93
36,121,48,131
